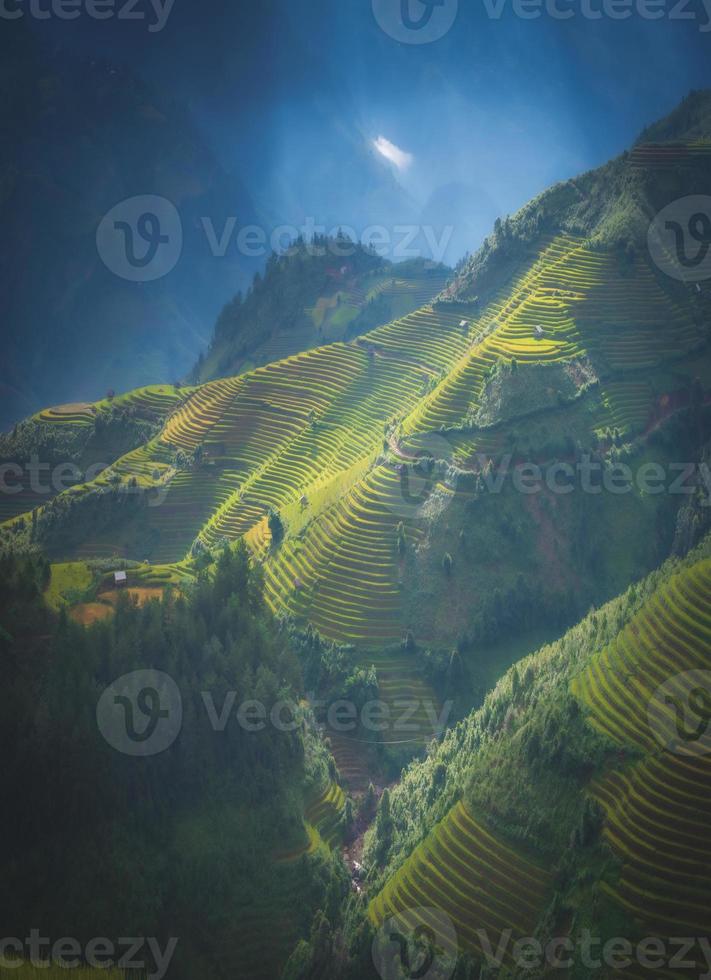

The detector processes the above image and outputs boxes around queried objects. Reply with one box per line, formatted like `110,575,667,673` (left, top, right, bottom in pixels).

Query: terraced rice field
369,800,550,962
366,651,445,746
276,782,346,863
364,305,471,374
572,560,711,948
251,327,315,365
131,327,464,563
335,271,450,321
576,261,701,371
36,402,97,425
7,234,702,640
595,380,653,436
402,235,700,445
324,731,372,793
304,782,346,848
263,464,413,644
0,388,189,532
238,270,450,369
110,384,193,418
318,653,442,788
0,476,48,526
141,469,241,563
36,385,188,426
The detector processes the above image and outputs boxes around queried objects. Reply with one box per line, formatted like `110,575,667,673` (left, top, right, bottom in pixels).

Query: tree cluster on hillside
0,544,338,978
199,237,386,381
0,406,158,470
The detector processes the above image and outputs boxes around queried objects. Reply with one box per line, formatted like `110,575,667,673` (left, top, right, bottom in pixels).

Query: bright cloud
372,135,413,171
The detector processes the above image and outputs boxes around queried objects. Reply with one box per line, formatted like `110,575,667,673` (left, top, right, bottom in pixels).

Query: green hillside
3,88,711,980
3,96,711,792
0,547,349,980
196,240,450,382
445,90,711,306
0,385,191,527
285,532,711,978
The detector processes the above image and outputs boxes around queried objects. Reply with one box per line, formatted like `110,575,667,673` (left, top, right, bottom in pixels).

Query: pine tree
268,509,285,544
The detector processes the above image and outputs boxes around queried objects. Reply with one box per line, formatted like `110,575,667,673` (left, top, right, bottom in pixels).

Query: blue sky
34,0,711,265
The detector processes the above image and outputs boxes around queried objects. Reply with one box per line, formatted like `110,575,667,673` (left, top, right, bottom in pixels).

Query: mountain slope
3,92,711,762
353,533,711,977
196,242,450,382
0,546,346,980
444,89,711,307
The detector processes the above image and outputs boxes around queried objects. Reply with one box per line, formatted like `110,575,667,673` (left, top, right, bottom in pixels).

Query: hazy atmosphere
2,1,711,979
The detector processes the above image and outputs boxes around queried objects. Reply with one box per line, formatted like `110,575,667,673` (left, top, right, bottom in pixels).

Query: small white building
534,325,545,340
114,571,127,588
